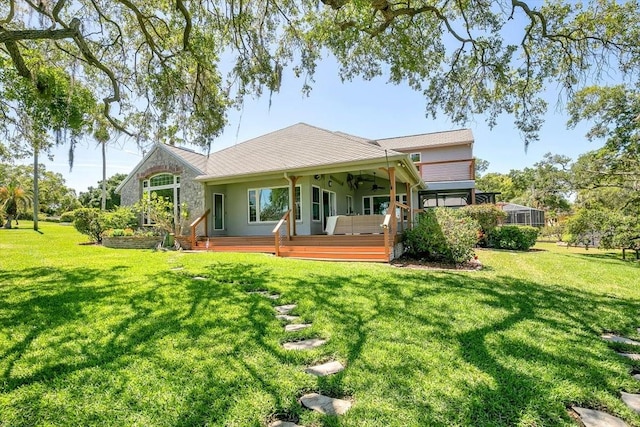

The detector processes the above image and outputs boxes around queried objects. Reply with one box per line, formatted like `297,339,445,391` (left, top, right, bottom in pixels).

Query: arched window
142,173,181,225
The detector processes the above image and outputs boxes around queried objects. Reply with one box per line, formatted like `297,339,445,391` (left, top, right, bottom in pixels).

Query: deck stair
192,234,391,262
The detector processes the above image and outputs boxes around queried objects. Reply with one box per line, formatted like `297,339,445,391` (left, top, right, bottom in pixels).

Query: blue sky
40,58,603,194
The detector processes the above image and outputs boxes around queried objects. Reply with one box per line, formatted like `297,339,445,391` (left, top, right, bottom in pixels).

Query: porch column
289,176,298,236
389,167,396,237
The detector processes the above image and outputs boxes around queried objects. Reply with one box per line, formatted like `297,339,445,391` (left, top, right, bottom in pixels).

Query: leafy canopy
2,0,640,152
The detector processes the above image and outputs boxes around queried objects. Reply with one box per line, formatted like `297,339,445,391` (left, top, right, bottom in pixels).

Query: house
116,123,476,261
376,129,476,208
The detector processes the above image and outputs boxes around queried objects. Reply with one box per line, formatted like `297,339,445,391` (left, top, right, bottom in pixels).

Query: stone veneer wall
119,146,205,235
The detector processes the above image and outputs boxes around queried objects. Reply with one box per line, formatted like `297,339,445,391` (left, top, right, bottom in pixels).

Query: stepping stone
285,323,311,332
621,392,640,414
282,339,326,350
602,334,640,346
276,315,300,322
617,353,640,361
248,291,268,295
300,393,351,416
633,373,640,381
193,276,207,280
275,304,296,314
305,361,345,377
267,294,281,300
572,407,628,427
269,421,303,427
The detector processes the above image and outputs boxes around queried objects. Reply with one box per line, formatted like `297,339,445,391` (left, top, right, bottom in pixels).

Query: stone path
620,392,640,414
572,407,628,427
276,314,300,322
575,331,640,426
284,323,311,332
246,289,351,425
274,304,296,314
283,338,326,350
602,334,640,346
300,393,352,416
617,352,640,361
305,361,345,377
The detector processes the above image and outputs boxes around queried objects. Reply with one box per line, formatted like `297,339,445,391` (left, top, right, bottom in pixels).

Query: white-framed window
248,186,301,223
410,153,421,163
142,173,181,225
346,195,354,215
362,194,407,216
312,186,321,221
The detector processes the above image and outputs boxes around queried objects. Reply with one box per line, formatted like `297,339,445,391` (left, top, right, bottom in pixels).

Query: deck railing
395,202,411,233
381,214,392,260
272,209,292,257
190,209,210,249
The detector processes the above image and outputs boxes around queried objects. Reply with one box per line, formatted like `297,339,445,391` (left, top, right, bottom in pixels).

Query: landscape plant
0,183,32,229
565,208,609,249
71,207,105,242
460,204,507,247
487,225,539,251
404,208,479,264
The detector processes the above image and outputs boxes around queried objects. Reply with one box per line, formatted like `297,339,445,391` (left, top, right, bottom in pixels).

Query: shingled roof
162,144,209,173
194,123,409,180
376,128,473,151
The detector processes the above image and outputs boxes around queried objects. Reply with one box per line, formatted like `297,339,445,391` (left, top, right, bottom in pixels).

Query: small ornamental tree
134,192,189,236
72,208,105,242
404,208,478,264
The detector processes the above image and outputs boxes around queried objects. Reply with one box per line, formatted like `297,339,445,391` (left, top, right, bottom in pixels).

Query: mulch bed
390,256,483,271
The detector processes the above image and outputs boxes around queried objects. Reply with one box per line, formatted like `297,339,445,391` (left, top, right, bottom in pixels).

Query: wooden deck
190,234,395,262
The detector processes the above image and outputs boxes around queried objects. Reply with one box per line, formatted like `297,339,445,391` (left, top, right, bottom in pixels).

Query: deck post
389,167,396,237
289,176,298,236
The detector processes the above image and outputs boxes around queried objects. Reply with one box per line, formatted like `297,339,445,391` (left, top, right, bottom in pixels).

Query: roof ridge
211,122,314,155
377,128,472,141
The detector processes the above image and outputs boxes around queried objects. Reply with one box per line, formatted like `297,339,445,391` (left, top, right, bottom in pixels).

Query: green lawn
1,223,639,426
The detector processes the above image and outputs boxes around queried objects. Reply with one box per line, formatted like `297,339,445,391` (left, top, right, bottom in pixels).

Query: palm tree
0,184,32,229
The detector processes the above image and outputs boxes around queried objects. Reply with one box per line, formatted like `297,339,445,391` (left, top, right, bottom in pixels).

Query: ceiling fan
371,172,385,191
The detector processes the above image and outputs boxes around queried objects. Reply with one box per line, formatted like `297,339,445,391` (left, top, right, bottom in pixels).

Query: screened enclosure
501,203,545,227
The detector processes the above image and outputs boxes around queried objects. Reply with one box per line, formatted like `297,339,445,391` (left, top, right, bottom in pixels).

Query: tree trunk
3,215,12,229
101,142,107,211
33,149,39,231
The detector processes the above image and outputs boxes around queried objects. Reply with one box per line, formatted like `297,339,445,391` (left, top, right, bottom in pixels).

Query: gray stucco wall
119,146,205,235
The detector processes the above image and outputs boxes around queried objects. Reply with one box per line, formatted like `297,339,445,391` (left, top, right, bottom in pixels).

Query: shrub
101,206,138,230
103,228,136,237
539,224,565,242
404,208,479,264
72,208,105,242
59,211,76,223
487,225,539,251
565,209,608,249
460,204,507,246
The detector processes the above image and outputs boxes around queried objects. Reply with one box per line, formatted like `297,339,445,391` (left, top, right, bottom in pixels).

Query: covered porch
187,162,422,261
